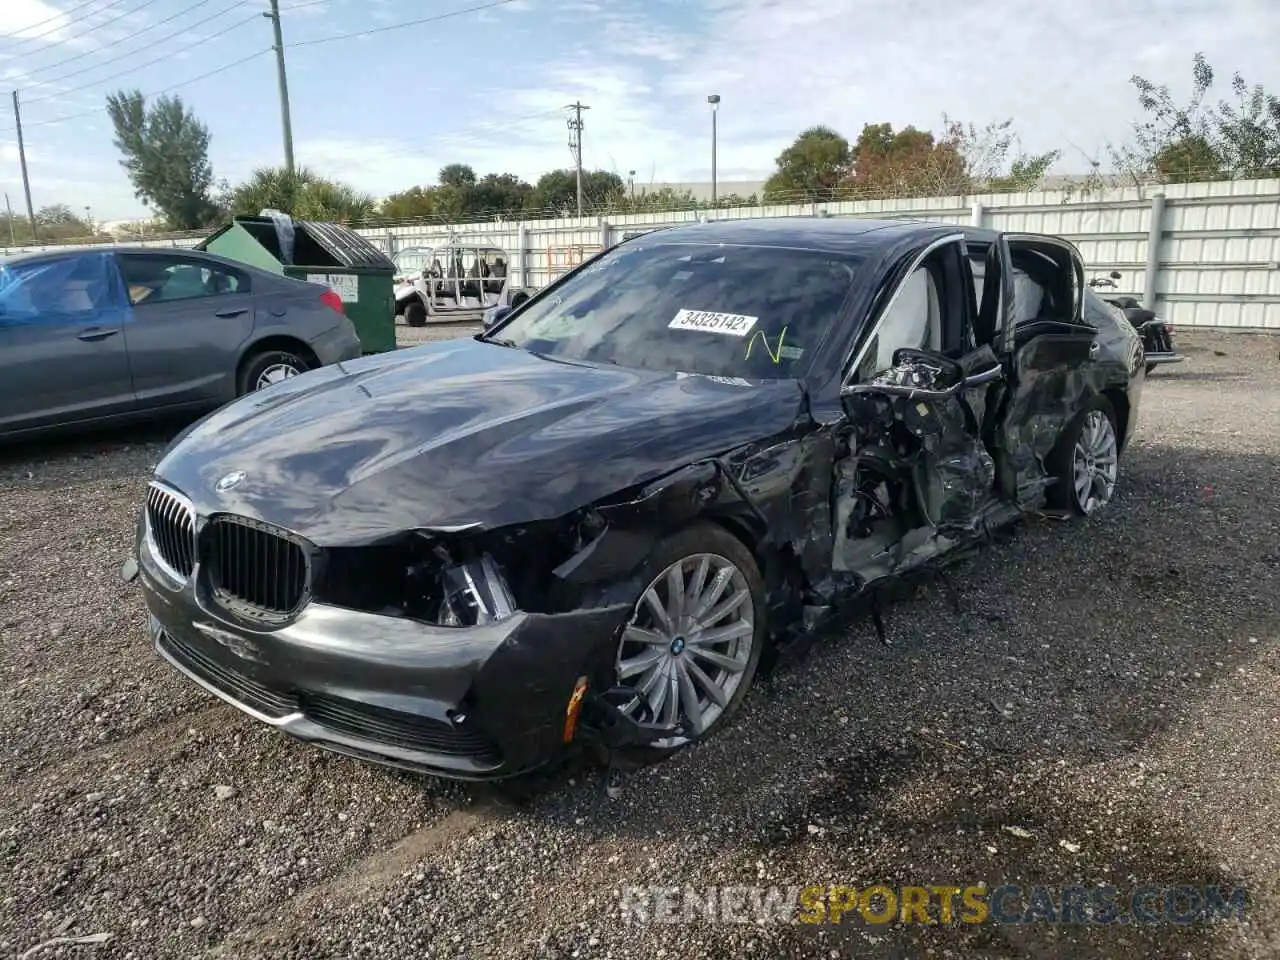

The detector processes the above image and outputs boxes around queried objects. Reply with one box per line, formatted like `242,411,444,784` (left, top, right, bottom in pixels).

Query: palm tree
229,166,376,224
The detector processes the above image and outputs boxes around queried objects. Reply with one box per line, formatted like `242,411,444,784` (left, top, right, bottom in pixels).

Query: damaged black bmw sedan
127,218,1144,780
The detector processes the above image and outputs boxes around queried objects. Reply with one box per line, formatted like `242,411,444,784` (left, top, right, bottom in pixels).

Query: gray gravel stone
0,329,1276,960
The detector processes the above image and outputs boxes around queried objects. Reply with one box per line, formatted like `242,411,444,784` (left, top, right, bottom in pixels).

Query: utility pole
12,91,37,241
263,0,295,173
565,101,589,217
4,193,15,245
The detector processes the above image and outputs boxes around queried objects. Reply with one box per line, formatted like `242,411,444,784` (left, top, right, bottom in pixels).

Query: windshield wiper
483,336,519,348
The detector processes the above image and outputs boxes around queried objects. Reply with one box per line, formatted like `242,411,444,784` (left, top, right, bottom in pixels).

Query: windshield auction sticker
669,309,759,337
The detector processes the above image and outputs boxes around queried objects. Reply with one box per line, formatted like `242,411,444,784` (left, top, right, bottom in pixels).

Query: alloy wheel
255,362,300,390
615,553,755,748
1072,409,1118,514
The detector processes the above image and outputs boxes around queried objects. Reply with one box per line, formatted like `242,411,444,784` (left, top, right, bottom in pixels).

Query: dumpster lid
197,216,394,271
298,219,393,270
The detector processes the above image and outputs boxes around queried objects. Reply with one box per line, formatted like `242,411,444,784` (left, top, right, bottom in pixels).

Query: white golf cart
392,240,530,326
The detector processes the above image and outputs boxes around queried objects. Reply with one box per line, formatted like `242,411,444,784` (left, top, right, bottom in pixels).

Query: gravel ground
0,326,1277,960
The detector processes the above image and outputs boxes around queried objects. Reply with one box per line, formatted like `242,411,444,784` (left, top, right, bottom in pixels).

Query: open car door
982,232,1099,507
832,233,1006,585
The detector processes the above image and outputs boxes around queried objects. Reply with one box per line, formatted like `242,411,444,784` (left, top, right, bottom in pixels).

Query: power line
0,0,140,55
25,0,248,87
215,108,568,171
24,13,260,104
0,0,116,40
13,49,272,128
1,0,158,62
286,0,520,48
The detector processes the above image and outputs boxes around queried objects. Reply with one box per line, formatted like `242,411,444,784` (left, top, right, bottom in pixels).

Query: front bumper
134,522,631,780
1144,351,1185,367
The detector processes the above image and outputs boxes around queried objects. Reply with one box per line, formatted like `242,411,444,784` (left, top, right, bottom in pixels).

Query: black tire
1146,363,1157,376
237,348,309,396
1045,394,1119,516
510,291,529,309
608,521,767,766
403,299,427,327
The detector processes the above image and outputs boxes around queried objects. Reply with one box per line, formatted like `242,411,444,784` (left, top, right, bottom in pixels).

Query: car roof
641,216,962,255
1,245,265,274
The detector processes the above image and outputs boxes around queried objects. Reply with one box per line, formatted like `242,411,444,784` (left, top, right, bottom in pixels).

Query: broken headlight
436,554,517,626
314,518,596,626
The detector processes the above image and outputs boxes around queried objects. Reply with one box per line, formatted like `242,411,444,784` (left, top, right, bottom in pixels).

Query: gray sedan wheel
238,350,309,396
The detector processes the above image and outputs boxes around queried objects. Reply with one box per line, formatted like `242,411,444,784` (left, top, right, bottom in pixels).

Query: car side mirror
482,304,513,329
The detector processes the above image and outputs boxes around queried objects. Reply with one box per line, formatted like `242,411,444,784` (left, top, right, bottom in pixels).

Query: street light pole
707,94,720,207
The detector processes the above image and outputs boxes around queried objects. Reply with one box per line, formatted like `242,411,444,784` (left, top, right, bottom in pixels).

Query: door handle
215,307,249,318
1089,341,1100,358
77,327,119,342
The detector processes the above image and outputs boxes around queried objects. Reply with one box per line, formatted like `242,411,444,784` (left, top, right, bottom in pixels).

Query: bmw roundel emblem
215,470,246,492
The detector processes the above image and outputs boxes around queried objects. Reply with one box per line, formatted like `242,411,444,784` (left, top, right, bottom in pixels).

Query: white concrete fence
5,177,1279,329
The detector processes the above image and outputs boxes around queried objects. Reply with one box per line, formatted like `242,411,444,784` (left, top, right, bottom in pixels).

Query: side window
117,255,244,306
0,254,113,326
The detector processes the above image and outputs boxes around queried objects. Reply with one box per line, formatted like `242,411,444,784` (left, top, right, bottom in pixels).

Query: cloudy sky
0,0,1277,220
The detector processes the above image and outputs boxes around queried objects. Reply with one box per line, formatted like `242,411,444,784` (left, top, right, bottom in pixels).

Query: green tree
438,163,477,188
1153,134,1224,183
1213,71,1280,178
470,173,534,215
846,122,968,197
530,169,624,213
1,204,104,245
228,166,375,223
1112,52,1237,182
106,89,219,229
379,185,439,220
621,185,700,213
762,126,850,201
1119,53,1280,181
943,116,1060,191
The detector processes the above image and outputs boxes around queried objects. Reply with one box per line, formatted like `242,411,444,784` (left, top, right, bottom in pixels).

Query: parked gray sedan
0,246,362,441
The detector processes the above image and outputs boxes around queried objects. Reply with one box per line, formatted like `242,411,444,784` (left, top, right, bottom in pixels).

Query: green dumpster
196,214,397,354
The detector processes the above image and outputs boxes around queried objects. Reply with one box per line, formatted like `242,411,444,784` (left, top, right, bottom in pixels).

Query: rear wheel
238,349,308,396
510,291,529,309
1046,396,1119,516
611,522,765,763
403,299,427,327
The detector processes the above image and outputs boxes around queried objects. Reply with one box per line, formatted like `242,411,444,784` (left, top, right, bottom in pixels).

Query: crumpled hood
156,337,808,545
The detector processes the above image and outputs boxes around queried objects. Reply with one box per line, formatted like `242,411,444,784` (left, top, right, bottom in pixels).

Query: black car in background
128,218,1144,782
0,246,362,441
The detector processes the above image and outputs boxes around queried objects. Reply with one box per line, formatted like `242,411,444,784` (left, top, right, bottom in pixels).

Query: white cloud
652,0,1280,175
11,0,1280,216
434,0,1280,185
0,0,72,42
